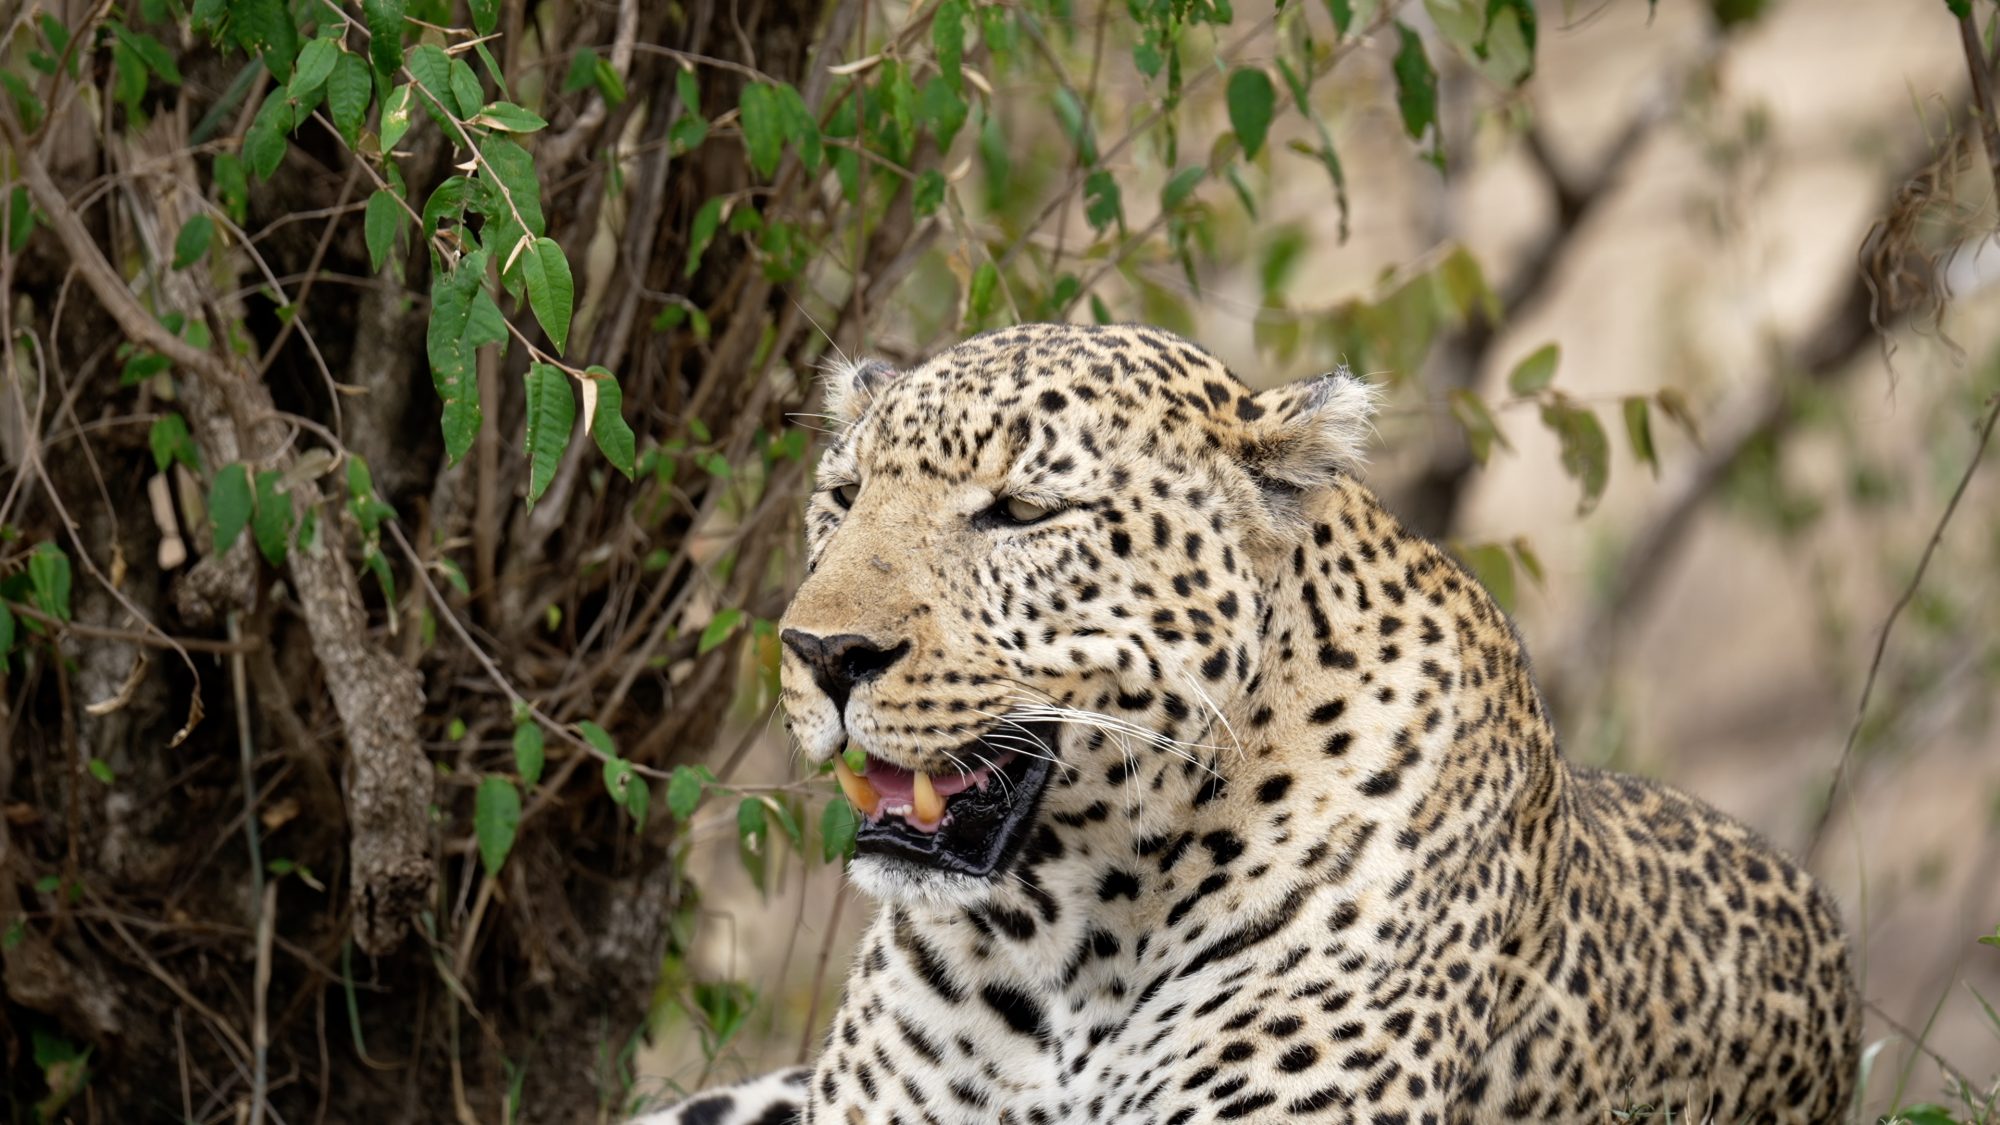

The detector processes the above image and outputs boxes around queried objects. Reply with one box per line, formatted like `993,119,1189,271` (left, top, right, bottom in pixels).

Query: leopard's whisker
1174,669,1245,761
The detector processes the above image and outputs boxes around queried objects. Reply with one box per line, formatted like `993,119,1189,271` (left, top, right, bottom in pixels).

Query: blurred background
1,0,1997,1120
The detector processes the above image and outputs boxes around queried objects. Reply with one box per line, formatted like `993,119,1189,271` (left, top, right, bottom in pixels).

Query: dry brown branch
3,104,434,955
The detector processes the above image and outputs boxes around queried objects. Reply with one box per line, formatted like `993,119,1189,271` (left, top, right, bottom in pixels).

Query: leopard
635,322,1859,1124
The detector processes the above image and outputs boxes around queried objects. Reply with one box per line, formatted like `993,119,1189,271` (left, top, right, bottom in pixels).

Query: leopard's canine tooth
833,755,880,817
912,769,944,825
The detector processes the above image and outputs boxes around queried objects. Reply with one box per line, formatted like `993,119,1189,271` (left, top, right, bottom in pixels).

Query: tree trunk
1,2,832,1121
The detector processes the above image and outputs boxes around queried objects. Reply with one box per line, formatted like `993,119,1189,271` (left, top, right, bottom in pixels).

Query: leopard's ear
1237,367,1378,493
820,356,902,424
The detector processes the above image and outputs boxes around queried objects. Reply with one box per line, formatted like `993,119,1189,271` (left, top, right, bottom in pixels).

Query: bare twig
796,882,846,1065
1961,12,2000,191
383,521,674,781
1804,411,2000,864
249,880,279,1125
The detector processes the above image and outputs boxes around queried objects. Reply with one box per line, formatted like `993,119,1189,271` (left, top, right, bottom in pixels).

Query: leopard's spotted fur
636,323,1858,1124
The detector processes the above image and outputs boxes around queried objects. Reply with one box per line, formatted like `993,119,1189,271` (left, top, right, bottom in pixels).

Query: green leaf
113,39,150,120
8,186,39,254
913,170,947,217
148,414,200,473
585,367,636,478
361,547,397,603
675,67,701,117
1474,0,1535,85
38,12,72,58
379,84,416,151
113,24,182,84
668,112,709,154
474,776,521,876
600,755,633,803
593,56,627,106
1888,1107,1961,1125
363,0,406,83
448,57,483,119
820,796,858,862
563,46,602,94
426,252,488,462
774,83,822,171
87,758,114,784
244,89,293,179
405,45,455,128
1511,536,1546,587
474,40,509,99
0,601,13,659
326,51,372,148
685,197,723,277
0,72,45,132
1655,387,1701,444
229,0,296,81
468,0,499,35
211,153,248,225
1391,23,1442,167
1225,67,1276,159
1051,87,1094,163
624,775,650,831
918,76,967,150
668,765,705,820
881,61,918,161
1083,170,1123,233
479,137,544,236
736,796,766,847
251,469,294,566
1622,395,1658,477
738,83,784,177
1162,166,1206,211
172,214,213,270
1456,542,1515,613
345,456,396,534
473,102,548,132
933,0,966,89
699,607,743,654
288,37,339,100
968,260,1000,326
28,543,71,621
513,722,545,788
1447,390,1510,466
364,190,402,273
1325,0,1355,33
522,362,576,506
520,238,575,353
210,464,253,552
768,799,803,852
435,557,468,596
1506,343,1558,396
1132,40,1163,78
580,721,618,757
421,176,470,236
1540,400,1611,515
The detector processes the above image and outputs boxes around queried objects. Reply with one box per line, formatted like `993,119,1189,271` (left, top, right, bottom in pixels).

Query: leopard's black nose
780,629,910,714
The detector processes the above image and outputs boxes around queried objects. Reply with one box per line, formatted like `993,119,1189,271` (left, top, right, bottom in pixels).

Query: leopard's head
779,323,1375,904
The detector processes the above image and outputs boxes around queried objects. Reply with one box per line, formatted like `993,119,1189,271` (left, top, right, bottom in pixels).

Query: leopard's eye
996,496,1055,525
831,482,860,509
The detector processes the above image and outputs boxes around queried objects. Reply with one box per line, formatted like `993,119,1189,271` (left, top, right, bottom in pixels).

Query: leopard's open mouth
833,722,1057,879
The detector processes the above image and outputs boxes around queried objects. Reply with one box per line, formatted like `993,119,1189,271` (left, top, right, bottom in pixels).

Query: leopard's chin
847,722,1057,893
